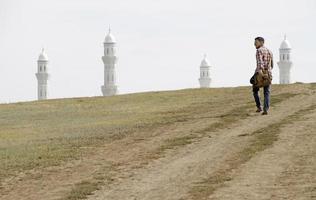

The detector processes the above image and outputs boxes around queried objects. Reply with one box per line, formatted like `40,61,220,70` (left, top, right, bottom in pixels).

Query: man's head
254,37,264,49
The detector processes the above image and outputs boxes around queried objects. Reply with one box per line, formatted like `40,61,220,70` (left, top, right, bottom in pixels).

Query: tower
277,35,293,84
35,48,49,100
101,28,118,96
198,54,211,88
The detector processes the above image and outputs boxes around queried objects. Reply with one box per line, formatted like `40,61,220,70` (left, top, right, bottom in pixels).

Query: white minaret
101,28,118,96
199,54,211,88
35,48,49,100
278,35,293,84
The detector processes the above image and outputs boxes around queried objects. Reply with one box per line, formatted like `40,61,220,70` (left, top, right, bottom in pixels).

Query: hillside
0,83,315,200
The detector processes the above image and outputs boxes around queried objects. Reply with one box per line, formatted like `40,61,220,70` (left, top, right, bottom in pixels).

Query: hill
0,83,315,200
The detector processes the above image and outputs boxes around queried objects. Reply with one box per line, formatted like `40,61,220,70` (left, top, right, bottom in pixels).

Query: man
253,37,273,115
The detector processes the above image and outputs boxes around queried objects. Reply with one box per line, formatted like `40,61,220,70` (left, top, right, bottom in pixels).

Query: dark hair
255,37,265,43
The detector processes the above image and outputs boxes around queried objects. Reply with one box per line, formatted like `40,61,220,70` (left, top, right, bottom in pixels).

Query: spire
201,54,210,67
38,47,48,61
102,25,118,96
199,53,211,88
280,34,291,49
104,26,116,43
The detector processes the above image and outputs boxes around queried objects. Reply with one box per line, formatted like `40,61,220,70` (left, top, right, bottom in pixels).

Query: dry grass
138,91,300,170
158,135,197,152
64,181,99,200
60,164,115,200
310,82,316,91
0,83,311,196
0,86,252,181
188,102,316,200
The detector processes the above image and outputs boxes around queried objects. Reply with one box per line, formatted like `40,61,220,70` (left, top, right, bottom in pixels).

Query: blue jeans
253,85,270,112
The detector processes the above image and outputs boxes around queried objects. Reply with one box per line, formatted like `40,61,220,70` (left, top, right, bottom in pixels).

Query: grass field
0,86,247,179
0,83,315,200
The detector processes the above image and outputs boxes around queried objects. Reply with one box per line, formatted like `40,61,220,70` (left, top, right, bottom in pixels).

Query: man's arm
256,49,264,72
270,50,274,69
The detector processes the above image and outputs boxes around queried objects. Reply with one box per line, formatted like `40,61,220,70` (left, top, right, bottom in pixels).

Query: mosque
35,48,49,100
101,28,118,96
35,32,293,100
199,54,211,88
278,36,293,84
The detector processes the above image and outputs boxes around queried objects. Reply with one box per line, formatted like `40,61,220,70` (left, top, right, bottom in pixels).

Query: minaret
101,28,118,96
278,35,293,84
198,54,211,88
35,48,49,100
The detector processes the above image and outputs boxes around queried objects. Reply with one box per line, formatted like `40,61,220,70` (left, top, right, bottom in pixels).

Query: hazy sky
0,0,315,103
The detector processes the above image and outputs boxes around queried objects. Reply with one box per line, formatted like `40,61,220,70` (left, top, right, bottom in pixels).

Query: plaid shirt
255,46,273,73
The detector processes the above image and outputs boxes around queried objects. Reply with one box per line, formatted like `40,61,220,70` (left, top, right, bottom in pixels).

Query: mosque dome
104,28,116,43
280,35,291,49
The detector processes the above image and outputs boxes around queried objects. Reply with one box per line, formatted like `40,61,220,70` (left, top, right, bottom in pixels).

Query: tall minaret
35,48,49,100
101,28,118,96
198,54,211,88
278,35,293,84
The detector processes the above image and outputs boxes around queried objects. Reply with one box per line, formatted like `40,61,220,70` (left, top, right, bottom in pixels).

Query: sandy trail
87,93,316,199
209,106,316,200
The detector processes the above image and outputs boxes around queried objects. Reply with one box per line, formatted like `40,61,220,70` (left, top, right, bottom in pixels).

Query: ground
0,83,315,200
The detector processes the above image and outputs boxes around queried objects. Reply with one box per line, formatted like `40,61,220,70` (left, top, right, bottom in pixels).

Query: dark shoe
262,111,268,115
256,107,262,112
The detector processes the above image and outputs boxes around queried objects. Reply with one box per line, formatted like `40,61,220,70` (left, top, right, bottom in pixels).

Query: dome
280,35,291,49
38,48,48,61
200,54,210,67
104,28,116,43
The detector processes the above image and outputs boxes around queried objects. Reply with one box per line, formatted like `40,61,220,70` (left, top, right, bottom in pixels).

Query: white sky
0,0,315,103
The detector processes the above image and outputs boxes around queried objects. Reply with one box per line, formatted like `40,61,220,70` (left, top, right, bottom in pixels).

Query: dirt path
209,106,316,200
87,93,316,199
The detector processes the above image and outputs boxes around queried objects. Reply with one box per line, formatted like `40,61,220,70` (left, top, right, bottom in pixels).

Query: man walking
253,37,273,115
